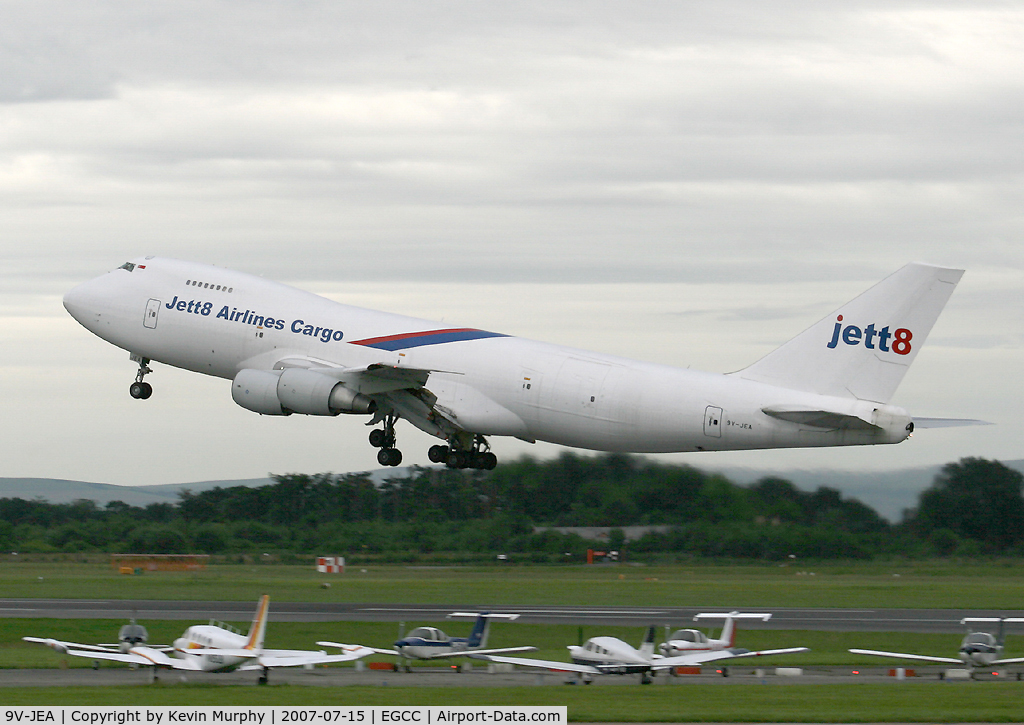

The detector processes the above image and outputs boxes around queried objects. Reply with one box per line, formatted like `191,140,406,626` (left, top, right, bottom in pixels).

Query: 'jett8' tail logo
826,316,912,355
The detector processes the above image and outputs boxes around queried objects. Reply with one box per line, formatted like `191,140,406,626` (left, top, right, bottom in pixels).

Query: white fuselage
168,624,254,673
568,636,652,672
63,257,912,454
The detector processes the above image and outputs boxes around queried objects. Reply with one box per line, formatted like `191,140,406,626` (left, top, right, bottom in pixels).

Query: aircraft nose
63,279,96,325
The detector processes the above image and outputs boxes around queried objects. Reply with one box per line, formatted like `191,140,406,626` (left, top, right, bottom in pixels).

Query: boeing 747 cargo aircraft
63,258,979,469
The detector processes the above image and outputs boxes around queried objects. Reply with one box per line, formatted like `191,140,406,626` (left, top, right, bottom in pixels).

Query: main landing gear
368,419,498,470
369,415,403,467
129,357,153,399
428,435,497,470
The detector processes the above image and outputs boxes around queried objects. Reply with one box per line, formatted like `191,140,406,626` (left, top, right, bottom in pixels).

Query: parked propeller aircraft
319,612,535,670
470,625,808,684
63,259,981,470
850,617,1024,675
24,595,371,684
659,611,773,657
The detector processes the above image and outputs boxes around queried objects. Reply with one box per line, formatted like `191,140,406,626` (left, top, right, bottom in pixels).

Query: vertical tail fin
734,263,963,403
639,626,657,658
719,614,738,648
245,595,270,651
467,614,490,648
448,612,519,649
694,612,772,649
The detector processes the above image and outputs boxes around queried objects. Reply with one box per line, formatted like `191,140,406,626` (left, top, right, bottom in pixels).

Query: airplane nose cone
63,280,98,325
62,283,85,321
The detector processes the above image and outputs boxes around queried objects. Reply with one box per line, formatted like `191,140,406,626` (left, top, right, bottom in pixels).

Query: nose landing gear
129,357,153,399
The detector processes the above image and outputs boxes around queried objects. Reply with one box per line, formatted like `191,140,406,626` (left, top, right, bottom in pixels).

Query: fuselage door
704,406,723,438
143,298,161,329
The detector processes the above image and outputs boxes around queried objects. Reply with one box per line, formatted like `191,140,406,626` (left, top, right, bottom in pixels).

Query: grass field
0,618,971,668
4,558,1024,608
4,560,1024,721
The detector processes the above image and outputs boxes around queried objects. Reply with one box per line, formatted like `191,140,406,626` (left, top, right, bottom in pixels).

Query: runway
0,599,1017,633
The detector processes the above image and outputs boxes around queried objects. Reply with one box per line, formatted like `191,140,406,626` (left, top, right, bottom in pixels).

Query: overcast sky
2,1,1021,488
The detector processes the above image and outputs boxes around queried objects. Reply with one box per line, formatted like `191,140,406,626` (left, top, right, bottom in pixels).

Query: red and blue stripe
349,327,508,351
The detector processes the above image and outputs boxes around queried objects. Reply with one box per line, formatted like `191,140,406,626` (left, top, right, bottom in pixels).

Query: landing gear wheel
377,447,403,467
129,382,152,399
369,429,387,448
446,450,468,469
130,356,153,399
440,435,498,470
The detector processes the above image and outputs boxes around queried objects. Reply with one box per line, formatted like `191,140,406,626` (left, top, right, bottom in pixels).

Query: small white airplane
319,612,535,670
659,611,774,657
24,595,372,684
63,258,982,470
470,625,808,684
850,617,1024,674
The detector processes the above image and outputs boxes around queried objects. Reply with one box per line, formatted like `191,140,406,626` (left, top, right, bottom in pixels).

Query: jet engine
232,368,376,417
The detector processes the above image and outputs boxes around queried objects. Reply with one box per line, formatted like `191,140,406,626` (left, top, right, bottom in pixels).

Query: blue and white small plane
25,595,372,684
63,258,982,469
470,625,808,684
319,612,535,670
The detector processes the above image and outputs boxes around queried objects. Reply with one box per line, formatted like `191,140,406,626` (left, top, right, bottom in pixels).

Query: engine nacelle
232,368,376,416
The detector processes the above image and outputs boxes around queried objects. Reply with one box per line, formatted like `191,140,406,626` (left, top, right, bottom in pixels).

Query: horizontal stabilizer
913,417,992,429
693,613,772,621
762,407,878,431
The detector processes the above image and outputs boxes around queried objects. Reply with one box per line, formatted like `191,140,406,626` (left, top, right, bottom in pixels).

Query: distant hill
716,459,1024,522
2,459,1021,522
0,477,273,507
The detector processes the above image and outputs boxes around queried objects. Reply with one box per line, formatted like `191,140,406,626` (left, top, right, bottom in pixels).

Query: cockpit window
964,632,995,645
118,262,135,272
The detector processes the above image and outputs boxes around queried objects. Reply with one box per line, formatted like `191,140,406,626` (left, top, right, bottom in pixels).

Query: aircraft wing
60,646,196,669
725,647,810,660
277,358,434,395
317,641,401,657
650,646,808,669
23,637,119,654
419,646,538,660
991,657,1024,665
468,653,602,675
848,648,962,664
258,645,374,668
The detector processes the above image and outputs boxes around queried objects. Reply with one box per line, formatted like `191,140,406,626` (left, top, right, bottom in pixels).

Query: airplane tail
720,615,738,648
694,612,772,648
468,614,490,649
734,263,963,404
449,612,519,649
244,595,271,651
639,626,657,658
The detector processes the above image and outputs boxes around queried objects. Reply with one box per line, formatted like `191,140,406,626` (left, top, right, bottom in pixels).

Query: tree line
0,455,1020,561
